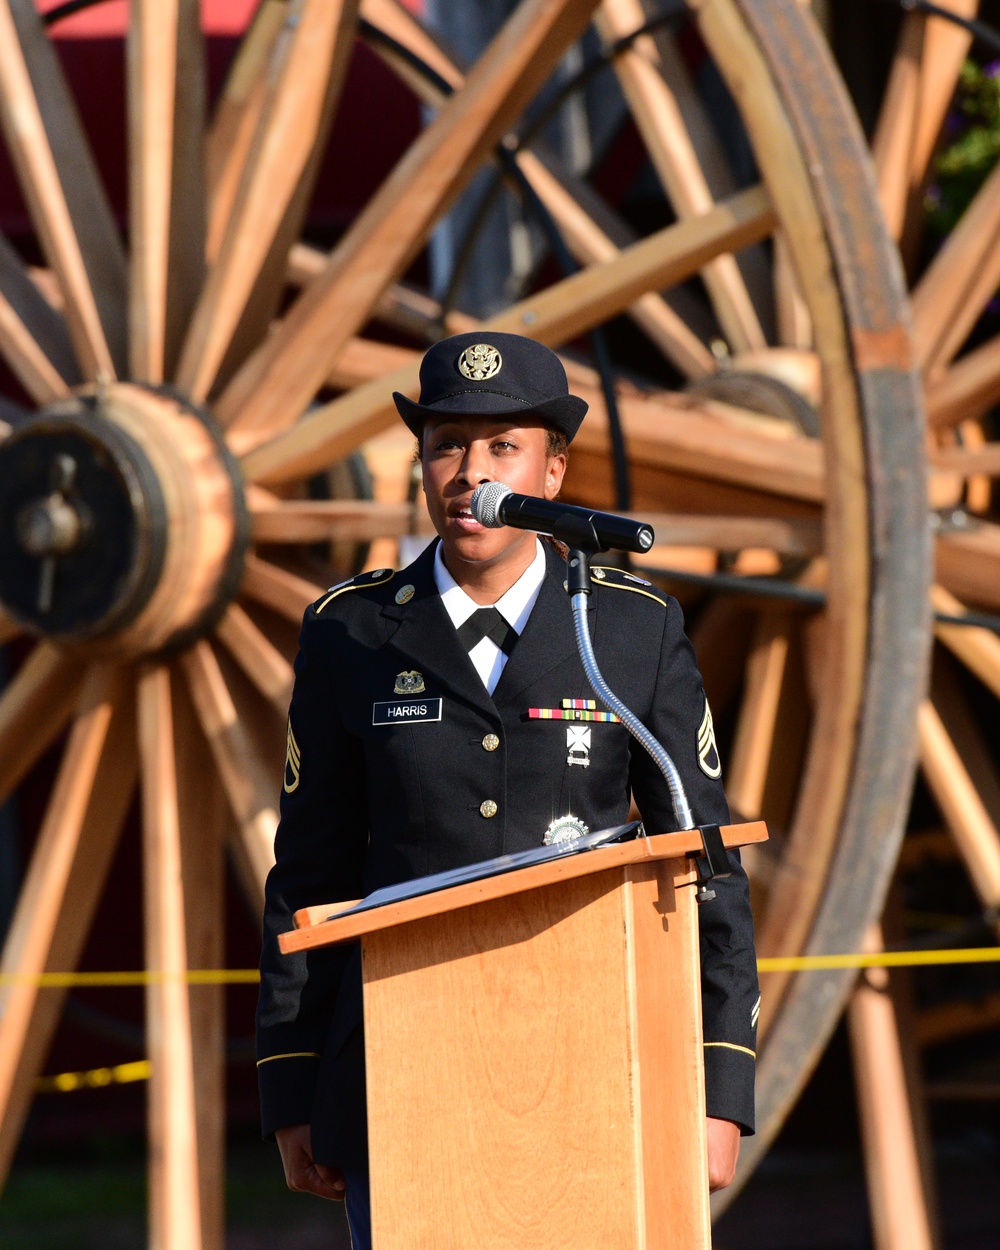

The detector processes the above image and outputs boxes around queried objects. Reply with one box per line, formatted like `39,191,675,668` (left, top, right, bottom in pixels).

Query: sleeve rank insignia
283,719,301,793
697,698,722,778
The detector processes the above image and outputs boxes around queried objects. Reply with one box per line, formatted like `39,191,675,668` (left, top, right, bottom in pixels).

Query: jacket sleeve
627,596,759,1135
255,606,368,1139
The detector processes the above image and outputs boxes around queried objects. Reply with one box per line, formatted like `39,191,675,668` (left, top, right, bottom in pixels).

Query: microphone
471,482,655,554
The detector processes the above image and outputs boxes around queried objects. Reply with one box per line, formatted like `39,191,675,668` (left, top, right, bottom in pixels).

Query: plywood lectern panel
362,857,705,1250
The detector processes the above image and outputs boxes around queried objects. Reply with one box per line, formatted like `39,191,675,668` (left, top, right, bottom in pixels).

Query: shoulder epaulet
314,567,396,615
590,566,670,607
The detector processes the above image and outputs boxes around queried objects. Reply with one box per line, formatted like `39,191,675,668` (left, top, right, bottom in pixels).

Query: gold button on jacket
482,733,500,752
479,799,498,818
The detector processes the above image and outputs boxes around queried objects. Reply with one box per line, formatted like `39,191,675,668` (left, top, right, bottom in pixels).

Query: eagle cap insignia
457,343,502,381
394,670,425,695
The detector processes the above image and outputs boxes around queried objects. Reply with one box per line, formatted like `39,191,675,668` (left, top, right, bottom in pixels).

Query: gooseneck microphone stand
565,543,694,832
553,512,730,902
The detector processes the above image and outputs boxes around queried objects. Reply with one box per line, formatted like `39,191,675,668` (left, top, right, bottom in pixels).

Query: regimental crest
283,719,301,794
394,670,425,695
457,342,502,380
543,814,590,846
697,698,722,779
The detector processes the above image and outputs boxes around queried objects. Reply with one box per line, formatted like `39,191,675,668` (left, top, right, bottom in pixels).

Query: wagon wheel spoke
0,665,136,1186
238,183,775,480
596,0,766,352
177,0,361,402
872,1,977,249
926,332,1000,429
0,233,78,402
932,584,1000,703
206,0,289,261
127,0,205,382
249,497,434,545
169,669,228,1250
0,644,84,806
137,664,205,1250
214,603,294,717
936,522,1000,612
910,158,1000,377
239,555,326,624
726,612,793,822
917,689,1000,926
179,641,279,901
0,0,126,377
218,0,607,440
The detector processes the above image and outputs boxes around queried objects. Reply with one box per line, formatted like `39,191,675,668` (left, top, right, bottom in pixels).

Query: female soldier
257,332,758,1248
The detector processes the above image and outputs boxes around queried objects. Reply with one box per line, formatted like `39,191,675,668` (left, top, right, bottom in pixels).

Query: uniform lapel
380,540,497,717
491,544,583,707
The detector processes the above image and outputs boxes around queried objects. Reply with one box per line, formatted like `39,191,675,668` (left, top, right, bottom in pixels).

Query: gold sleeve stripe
703,1041,757,1059
256,1051,322,1067
592,581,667,608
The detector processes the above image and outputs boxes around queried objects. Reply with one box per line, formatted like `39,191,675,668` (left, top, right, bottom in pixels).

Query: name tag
372,698,443,726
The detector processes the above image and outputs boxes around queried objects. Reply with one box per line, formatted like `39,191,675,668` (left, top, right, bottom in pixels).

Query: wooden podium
281,822,766,1249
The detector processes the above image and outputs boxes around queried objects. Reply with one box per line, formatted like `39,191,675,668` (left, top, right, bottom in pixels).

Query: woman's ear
544,453,567,500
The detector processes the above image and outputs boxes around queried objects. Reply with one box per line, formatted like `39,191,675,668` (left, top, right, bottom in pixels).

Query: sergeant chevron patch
697,698,722,778
283,719,301,793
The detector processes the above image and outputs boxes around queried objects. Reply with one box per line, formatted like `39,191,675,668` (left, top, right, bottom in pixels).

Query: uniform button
479,800,498,818
482,733,500,752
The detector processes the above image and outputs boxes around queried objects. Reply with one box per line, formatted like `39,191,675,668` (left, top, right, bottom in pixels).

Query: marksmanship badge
457,343,502,380
566,725,591,768
543,814,590,846
394,670,425,695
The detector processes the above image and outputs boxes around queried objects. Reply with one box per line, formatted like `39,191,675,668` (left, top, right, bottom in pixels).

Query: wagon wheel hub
0,383,247,655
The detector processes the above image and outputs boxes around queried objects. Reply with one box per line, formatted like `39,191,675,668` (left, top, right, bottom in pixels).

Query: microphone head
470,481,511,528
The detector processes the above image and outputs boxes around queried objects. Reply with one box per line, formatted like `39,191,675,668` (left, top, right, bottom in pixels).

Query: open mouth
449,505,483,530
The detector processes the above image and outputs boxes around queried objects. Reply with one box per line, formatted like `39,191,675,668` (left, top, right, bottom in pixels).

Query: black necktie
456,607,516,657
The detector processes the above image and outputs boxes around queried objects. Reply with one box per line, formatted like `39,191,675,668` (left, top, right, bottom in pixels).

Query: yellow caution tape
0,969,261,987
4,946,1000,991
35,1059,151,1094
24,947,1000,1095
758,947,1000,972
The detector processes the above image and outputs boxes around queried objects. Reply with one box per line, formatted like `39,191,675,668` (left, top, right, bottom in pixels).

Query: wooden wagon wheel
862,1,1000,1016
0,0,927,1243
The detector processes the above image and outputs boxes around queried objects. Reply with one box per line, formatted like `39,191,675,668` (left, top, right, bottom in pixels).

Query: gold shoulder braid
315,567,396,615
590,566,669,608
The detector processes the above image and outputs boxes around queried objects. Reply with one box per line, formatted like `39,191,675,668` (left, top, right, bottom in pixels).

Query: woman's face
420,416,566,573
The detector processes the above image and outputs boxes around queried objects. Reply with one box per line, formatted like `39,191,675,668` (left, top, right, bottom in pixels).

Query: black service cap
393,332,588,442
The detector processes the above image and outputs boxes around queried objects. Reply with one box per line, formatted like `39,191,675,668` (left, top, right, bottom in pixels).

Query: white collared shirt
434,538,547,694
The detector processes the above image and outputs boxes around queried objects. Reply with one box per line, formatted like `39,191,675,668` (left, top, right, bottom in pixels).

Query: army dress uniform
256,537,760,1168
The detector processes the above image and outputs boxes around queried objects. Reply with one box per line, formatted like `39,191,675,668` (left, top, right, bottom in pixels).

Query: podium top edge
278,822,767,955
